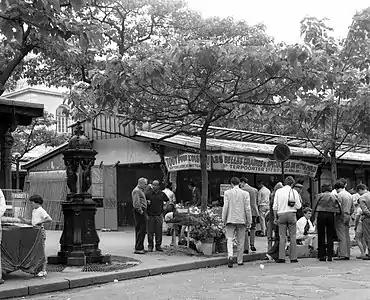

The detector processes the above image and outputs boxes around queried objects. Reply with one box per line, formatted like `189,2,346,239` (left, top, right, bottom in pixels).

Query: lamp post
48,122,110,266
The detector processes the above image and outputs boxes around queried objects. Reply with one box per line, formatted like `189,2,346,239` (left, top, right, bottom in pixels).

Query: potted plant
190,211,224,255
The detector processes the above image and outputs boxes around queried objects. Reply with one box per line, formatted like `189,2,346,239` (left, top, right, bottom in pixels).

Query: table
1,226,45,275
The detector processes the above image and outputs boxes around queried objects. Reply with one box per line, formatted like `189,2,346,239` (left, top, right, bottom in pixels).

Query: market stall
1,219,44,275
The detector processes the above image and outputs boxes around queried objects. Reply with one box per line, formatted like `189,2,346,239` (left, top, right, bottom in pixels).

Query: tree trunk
199,131,208,212
330,150,337,184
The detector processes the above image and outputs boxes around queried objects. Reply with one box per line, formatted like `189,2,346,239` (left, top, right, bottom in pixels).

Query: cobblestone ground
18,257,370,300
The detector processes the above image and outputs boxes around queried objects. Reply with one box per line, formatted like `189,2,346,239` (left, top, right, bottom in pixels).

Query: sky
186,0,370,43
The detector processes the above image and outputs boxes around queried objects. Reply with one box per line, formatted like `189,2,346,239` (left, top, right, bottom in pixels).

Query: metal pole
16,157,20,191
281,162,285,182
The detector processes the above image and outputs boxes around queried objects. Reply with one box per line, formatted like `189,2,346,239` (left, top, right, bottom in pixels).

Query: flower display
190,209,225,242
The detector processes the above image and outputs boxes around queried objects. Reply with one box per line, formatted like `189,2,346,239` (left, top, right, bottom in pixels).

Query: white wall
93,138,161,165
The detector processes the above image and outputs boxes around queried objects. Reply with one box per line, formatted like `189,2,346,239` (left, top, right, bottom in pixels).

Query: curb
0,252,267,299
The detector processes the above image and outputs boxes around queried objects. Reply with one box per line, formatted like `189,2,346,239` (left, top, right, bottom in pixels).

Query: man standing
334,180,354,260
188,182,201,207
240,177,259,253
146,180,168,252
222,177,252,268
0,188,6,284
273,176,302,263
358,184,370,260
257,181,271,236
163,183,176,203
132,177,148,254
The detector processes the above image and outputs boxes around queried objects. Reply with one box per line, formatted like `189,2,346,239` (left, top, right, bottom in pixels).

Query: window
56,104,71,134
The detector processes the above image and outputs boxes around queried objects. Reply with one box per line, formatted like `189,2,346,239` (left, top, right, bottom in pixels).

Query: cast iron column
48,123,110,266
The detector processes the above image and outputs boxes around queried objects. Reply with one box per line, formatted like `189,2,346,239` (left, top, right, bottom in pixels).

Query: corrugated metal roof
150,122,370,154
135,130,370,164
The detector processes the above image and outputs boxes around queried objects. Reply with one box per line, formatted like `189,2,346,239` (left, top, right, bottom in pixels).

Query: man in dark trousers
132,177,148,254
240,177,259,253
146,180,168,252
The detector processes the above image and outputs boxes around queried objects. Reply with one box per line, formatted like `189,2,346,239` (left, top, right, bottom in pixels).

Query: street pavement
0,229,268,298
16,256,370,300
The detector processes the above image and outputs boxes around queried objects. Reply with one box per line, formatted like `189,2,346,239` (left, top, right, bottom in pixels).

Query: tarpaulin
1,226,44,274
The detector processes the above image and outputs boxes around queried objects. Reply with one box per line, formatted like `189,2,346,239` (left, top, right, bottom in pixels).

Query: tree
0,0,103,96
104,38,303,211
276,12,370,183
12,111,69,189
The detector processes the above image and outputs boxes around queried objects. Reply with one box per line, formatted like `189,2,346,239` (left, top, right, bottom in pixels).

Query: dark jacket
313,192,341,215
146,190,168,216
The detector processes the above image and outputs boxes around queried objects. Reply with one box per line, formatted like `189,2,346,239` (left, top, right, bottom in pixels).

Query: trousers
133,210,147,251
147,215,163,249
278,212,297,260
226,224,246,264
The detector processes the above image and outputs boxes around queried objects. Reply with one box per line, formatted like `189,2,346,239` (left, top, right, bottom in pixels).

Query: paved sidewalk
0,229,268,299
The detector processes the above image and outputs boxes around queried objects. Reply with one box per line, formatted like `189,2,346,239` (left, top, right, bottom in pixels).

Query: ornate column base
48,194,111,266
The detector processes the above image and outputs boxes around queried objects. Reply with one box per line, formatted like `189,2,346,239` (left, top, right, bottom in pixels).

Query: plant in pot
190,211,223,255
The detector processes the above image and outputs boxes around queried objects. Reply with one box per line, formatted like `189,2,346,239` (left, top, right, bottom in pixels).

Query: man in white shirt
0,189,7,284
257,181,271,236
273,176,302,263
163,183,176,203
296,207,317,249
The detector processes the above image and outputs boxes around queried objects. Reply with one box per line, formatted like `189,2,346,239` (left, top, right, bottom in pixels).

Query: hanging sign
164,153,211,172
212,153,318,177
220,184,232,197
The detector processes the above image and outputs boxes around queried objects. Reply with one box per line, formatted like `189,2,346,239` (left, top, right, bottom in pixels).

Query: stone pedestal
48,194,110,266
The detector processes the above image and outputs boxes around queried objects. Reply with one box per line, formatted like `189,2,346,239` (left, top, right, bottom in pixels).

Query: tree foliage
12,111,69,159
0,0,103,95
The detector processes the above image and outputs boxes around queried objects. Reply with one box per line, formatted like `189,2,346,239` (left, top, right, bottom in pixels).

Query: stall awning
133,130,370,165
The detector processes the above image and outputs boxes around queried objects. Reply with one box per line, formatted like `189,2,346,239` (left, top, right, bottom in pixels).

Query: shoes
276,259,285,263
250,246,257,252
148,248,153,252
156,247,164,252
362,256,370,260
319,257,326,262
237,262,244,266
0,279,4,284
228,257,233,268
134,250,146,255
290,259,299,263
244,250,249,254
37,271,47,277
334,257,350,261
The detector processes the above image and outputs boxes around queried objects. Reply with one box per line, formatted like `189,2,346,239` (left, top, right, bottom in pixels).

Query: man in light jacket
222,177,252,268
132,177,148,254
273,176,302,263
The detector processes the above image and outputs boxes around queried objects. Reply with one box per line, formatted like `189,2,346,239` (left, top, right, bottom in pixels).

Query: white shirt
258,186,271,206
0,189,6,218
356,206,363,223
163,188,176,203
273,185,302,215
31,207,51,226
296,216,315,237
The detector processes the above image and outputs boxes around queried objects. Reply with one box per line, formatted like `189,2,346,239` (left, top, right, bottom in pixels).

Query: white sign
212,154,318,178
220,184,232,197
164,153,211,172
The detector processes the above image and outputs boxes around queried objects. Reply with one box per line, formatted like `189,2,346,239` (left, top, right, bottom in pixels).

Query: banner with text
164,153,211,172
212,153,318,177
